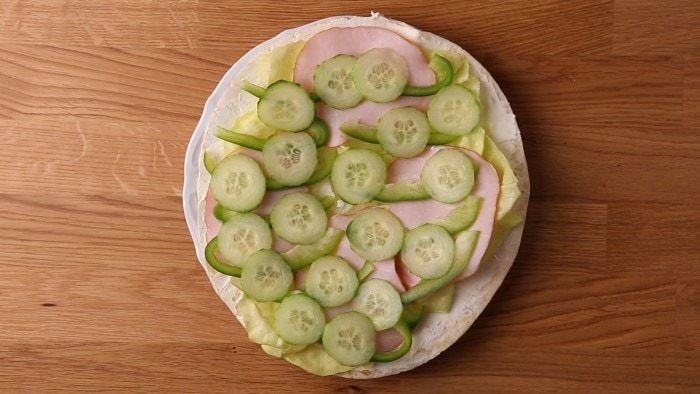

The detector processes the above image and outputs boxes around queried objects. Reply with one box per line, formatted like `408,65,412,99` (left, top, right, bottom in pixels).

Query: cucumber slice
375,180,430,202
258,80,315,132
371,320,412,362
273,294,325,345
313,54,364,109
403,54,454,97
401,230,479,304
346,208,404,261
353,279,403,331
339,120,379,144
305,117,330,147
240,249,293,302
217,213,272,266
429,195,482,234
330,149,387,204
401,224,455,279
420,148,475,204
427,84,480,136
213,203,237,222
214,127,266,151
305,256,359,308
377,106,430,158
358,261,376,282
203,150,218,174
204,237,242,277
210,153,266,212
281,228,344,271
263,131,318,187
352,48,409,103
322,312,376,367
270,192,327,245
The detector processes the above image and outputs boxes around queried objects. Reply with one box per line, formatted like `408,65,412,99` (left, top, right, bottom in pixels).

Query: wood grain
1,0,699,392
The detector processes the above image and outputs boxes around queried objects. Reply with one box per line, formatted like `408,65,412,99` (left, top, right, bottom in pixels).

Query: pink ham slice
293,27,436,147
390,147,501,288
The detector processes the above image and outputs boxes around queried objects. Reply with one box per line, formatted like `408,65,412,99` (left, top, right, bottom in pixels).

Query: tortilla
182,13,530,378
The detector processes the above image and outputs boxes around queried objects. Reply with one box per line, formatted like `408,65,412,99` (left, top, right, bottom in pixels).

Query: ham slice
293,27,435,147
390,147,500,288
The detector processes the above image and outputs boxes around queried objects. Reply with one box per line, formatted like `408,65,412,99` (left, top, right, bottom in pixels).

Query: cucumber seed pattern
393,120,417,143
272,99,298,121
415,237,441,263
337,327,363,350
438,165,462,189
277,143,302,169
320,268,344,295
441,98,467,125
289,310,315,332
364,222,389,248
329,70,354,92
346,162,369,187
364,293,389,318
369,62,395,90
288,203,312,230
256,265,282,286
232,228,256,254
225,172,248,195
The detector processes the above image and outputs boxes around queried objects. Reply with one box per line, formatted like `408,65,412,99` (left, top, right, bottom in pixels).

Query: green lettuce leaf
283,343,355,376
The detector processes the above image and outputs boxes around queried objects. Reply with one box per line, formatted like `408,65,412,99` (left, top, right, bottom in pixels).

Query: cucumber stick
281,228,344,271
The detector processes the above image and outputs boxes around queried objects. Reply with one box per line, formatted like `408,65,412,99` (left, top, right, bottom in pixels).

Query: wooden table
1,1,698,392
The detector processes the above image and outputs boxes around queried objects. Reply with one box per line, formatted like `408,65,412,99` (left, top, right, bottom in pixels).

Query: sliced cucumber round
210,154,266,212
273,294,325,345
330,149,387,204
427,84,480,136
322,311,376,367
263,131,318,187
377,106,430,158
217,213,272,266
420,148,475,204
270,192,327,245
305,256,359,308
240,249,293,302
353,279,403,331
313,54,364,109
258,80,315,132
400,224,454,279
352,48,409,103
347,208,404,261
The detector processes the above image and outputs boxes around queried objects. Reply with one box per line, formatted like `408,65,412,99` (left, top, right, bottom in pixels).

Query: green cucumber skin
214,127,266,151
358,261,376,282
281,228,344,271
204,237,242,277
375,180,430,202
305,118,330,147
203,151,218,174
340,120,379,144
213,204,238,222
429,196,483,234
400,230,480,304
403,54,454,97
341,121,459,148
427,132,459,145
242,81,266,98
370,321,413,362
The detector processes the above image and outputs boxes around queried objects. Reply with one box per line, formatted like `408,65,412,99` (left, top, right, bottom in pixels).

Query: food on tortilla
185,14,529,378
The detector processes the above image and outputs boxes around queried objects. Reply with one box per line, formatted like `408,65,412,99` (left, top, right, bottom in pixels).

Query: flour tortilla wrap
182,13,530,378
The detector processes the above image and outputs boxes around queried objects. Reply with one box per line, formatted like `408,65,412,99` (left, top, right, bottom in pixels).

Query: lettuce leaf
283,343,355,376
